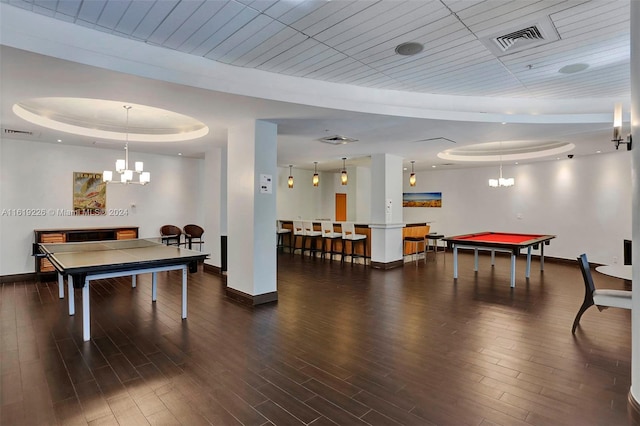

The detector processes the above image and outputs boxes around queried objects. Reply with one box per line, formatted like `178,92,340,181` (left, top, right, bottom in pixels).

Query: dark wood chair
572,253,631,334
160,225,183,247
183,224,204,251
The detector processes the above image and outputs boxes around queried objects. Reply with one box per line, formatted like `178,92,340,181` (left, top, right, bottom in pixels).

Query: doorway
335,193,347,221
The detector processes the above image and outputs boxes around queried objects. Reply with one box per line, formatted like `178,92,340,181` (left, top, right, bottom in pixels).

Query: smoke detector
480,16,559,57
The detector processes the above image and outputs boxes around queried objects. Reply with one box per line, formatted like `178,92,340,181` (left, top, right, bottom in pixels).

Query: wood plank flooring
0,252,634,425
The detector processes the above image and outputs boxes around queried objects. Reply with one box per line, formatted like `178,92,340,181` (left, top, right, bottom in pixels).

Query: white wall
276,167,323,220
0,138,204,275
402,152,632,264
276,166,372,223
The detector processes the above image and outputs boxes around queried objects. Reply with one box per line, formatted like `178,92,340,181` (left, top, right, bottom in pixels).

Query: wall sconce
612,103,632,150
409,161,416,187
288,165,294,188
341,158,348,185
312,162,319,187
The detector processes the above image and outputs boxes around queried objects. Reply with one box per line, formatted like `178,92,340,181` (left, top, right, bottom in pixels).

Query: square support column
226,120,278,305
369,153,405,269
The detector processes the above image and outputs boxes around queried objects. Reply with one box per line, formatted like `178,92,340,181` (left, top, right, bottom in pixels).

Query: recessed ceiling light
395,42,424,56
178,152,182,156
596,150,601,153
432,165,436,168
558,63,589,74
57,139,62,142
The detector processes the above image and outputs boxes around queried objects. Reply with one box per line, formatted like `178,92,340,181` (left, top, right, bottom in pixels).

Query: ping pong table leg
526,246,532,278
68,275,75,316
57,273,64,299
510,254,516,288
132,275,136,288
540,244,545,271
182,266,187,319
453,246,458,279
474,249,479,271
491,250,495,266
83,279,90,341
152,272,157,302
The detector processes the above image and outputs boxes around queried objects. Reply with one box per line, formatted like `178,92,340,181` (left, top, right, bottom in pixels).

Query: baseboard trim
628,390,640,423
0,272,38,283
370,259,404,270
225,287,278,306
203,263,222,275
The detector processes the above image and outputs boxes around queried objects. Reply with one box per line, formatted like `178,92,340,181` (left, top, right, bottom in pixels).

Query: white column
204,147,223,268
226,120,278,303
630,0,640,407
369,153,404,266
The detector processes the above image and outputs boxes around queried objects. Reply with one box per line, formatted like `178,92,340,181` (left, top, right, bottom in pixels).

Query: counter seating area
279,221,433,266
280,220,372,264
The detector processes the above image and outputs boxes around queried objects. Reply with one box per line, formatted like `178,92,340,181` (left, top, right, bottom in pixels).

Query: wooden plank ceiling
2,0,630,99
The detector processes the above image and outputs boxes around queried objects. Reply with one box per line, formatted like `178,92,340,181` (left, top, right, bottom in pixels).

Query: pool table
442,232,556,288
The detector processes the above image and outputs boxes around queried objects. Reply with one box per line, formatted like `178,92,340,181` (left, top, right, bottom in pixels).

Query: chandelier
103,105,150,185
488,142,514,188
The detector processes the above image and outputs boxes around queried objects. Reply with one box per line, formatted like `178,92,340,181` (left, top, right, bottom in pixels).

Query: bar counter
279,221,431,260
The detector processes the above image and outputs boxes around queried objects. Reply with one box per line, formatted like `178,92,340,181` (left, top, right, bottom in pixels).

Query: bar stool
320,221,342,261
291,221,305,255
341,222,367,265
302,221,322,258
276,220,291,252
404,235,425,265
425,233,445,261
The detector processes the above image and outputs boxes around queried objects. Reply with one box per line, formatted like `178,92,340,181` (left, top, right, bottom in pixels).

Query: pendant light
103,105,150,185
341,158,348,185
288,165,294,188
409,161,416,187
312,162,319,187
488,142,514,187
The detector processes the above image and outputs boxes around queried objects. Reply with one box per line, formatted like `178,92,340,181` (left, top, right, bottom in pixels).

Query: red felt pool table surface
452,232,552,245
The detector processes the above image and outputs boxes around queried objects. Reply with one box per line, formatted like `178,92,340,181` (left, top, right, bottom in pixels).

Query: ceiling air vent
495,26,543,52
4,128,33,136
318,135,358,145
480,16,559,57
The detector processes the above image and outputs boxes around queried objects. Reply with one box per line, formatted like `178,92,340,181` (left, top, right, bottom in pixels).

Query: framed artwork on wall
73,172,106,215
403,192,442,208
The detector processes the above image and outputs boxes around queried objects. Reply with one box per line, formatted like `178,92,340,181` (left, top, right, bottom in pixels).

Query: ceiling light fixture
103,106,150,185
288,165,294,189
341,158,348,185
409,161,416,187
488,143,514,188
312,162,319,187
612,103,632,150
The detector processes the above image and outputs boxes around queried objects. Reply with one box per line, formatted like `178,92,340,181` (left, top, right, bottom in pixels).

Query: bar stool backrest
292,220,304,236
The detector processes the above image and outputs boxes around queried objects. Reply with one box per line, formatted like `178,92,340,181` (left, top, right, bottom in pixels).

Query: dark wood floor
0,251,634,425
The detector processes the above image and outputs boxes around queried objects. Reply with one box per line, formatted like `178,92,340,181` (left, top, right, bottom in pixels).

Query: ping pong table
37,238,208,341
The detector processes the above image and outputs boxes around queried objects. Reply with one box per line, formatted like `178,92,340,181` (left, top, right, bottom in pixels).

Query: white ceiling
0,0,632,172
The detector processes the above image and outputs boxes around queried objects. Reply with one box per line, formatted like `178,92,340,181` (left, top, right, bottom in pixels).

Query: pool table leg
82,279,90,341
68,275,75,316
510,254,516,288
474,249,479,271
526,246,532,278
453,246,458,279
